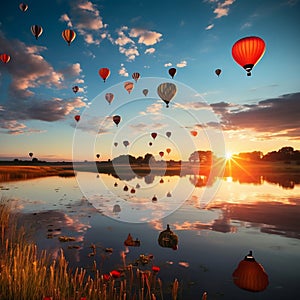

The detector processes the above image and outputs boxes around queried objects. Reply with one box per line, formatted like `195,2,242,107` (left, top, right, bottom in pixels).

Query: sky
0,0,299,161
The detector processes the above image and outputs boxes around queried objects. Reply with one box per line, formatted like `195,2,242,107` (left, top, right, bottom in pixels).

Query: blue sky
0,0,299,161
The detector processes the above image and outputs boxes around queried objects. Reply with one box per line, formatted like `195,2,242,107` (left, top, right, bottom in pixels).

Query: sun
225,151,233,160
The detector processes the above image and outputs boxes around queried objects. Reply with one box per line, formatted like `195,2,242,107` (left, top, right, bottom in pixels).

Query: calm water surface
1,172,300,299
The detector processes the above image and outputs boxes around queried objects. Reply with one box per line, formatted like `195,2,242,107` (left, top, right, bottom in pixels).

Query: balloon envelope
215,69,222,77
72,86,79,93
123,140,129,147
19,3,28,12
62,29,76,45
157,82,177,107
105,93,114,104
232,36,266,76
166,131,171,138
113,115,121,126
168,67,176,78
166,148,171,154
124,81,134,94
190,130,198,137
99,68,110,82
0,54,11,63
31,25,43,39
159,151,164,157
132,72,140,82
74,115,80,122
151,132,157,140
142,89,148,96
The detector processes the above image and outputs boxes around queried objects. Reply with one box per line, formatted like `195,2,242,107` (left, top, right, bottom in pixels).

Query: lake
1,171,300,299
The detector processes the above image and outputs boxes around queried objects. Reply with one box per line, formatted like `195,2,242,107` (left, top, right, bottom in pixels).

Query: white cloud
129,28,162,45
176,60,187,68
205,24,214,30
119,64,129,77
59,0,107,45
145,47,155,54
59,14,73,27
119,46,139,61
213,0,235,18
164,62,172,67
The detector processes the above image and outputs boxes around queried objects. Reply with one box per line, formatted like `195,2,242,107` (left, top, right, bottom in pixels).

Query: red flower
110,270,121,278
152,266,160,273
80,298,87,300
43,298,52,300
103,274,111,281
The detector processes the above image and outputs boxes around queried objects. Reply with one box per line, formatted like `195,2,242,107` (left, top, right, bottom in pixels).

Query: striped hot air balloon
132,72,140,82
62,29,76,46
232,36,266,76
31,25,43,40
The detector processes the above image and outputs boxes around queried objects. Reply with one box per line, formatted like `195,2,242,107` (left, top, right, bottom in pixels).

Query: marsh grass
0,198,208,299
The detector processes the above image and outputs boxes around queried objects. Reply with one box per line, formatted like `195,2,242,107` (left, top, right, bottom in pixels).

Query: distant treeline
5,146,300,164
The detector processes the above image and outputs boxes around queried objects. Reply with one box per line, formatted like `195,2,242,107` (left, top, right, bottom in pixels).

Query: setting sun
225,152,233,160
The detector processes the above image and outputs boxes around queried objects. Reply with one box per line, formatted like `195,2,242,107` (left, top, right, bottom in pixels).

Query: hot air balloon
123,185,128,191
74,115,80,122
190,130,198,137
114,142,118,147
149,142,153,146
159,151,164,158
31,25,43,40
215,69,222,77
72,86,79,93
105,93,114,104
0,54,11,63
123,140,129,148
152,195,158,202
166,148,171,154
232,36,266,76
158,224,178,250
124,81,134,94
99,68,110,82
132,72,140,82
96,154,100,159
19,3,28,12
232,250,269,292
157,82,177,108
113,115,121,127
29,152,33,158
151,132,157,140
113,204,121,213
168,67,176,79
124,233,140,247
62,29,76,46
166,131,171,138
142,89,148,96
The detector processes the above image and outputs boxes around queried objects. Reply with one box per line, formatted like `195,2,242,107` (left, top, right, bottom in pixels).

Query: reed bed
0,198,208,299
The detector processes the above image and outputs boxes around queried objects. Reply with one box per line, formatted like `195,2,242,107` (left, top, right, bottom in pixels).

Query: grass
0,198,208,300
0,165,75,182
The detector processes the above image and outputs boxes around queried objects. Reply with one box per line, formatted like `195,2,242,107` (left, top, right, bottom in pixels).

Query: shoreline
0,160,300,184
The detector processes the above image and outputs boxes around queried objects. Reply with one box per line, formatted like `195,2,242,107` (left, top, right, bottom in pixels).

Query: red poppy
103,274,111,281
110,270,121,278
152,266,160,273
